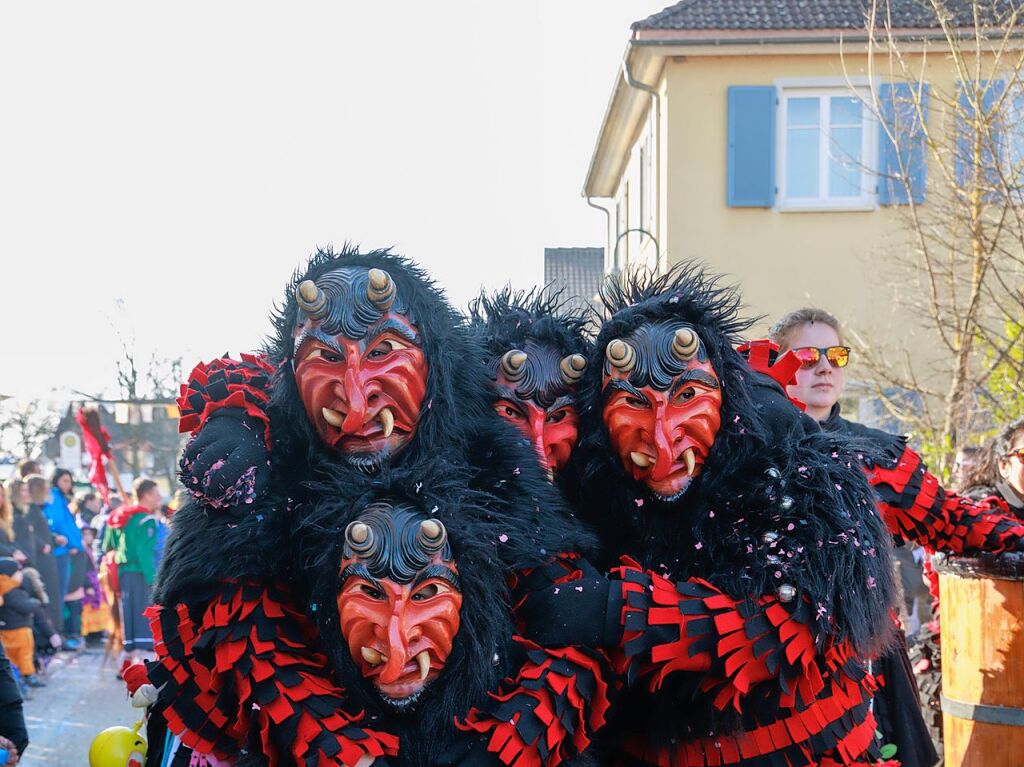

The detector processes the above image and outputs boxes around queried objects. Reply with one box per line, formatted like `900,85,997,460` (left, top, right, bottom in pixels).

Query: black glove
515,558,623,648
179,409,271,509
437,734,500,767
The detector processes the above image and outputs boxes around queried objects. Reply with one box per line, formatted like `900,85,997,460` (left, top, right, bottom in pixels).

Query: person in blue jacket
43,470,82,650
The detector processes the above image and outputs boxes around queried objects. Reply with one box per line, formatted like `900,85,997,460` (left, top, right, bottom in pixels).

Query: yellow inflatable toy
88,718,146,767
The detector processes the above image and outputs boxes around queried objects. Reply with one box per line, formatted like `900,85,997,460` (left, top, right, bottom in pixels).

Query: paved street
20,649,134,766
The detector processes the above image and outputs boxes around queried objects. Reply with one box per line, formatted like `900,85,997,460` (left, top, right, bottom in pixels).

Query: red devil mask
336,504,462,707
601,323,722,501
491,341,586,477
292,267,428,467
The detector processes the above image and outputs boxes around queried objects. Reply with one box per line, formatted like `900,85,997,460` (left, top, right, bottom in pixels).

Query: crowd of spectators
0,459,175,763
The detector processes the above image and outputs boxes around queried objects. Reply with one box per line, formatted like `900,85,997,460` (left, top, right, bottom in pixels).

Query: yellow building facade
584,17,1005,378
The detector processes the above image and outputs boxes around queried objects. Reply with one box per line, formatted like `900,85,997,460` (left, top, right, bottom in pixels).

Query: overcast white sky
0,1,659,406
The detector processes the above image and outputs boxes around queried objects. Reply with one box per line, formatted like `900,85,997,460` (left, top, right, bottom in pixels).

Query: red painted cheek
665,398,722,455
603,401,653,478
543,415,579,473
408,594,462,670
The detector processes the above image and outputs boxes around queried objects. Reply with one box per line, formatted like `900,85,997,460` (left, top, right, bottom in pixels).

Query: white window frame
775,79,878,212
996,77,1024,194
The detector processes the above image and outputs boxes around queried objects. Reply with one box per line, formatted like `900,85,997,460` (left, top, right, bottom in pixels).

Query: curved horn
296,280,329,321
605,339,636,373
344,521,375,556
416,518,447,552
671,327,700,361
559,354,587,386
367,268,396,311
500,349,528,382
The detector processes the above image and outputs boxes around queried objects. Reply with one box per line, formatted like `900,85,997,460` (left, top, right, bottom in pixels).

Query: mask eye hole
305,347,343,364
357,583,385,600
496,400,526,422
367,337,409,359
411,584,438,601
412,581,452,601
624,395,648,408
675,386,696,402
546,408,569,424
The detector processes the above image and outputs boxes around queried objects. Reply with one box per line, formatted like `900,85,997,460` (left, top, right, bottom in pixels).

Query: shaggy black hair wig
467,286,592,360
297,459,594,767
467,287,592,407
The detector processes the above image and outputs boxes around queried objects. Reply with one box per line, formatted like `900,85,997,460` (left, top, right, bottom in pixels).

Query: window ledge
776,201,878,213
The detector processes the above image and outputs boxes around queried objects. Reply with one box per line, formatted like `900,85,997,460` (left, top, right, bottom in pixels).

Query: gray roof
632,0,1004,32
544,247,604,309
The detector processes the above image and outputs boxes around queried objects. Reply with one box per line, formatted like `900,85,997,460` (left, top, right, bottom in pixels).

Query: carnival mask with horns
336,503,462,708
292,266,429,468
491,340,586,477
601,322,722,501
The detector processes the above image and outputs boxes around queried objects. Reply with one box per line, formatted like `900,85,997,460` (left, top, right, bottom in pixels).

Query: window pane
787,127,819,197
788,97,819,127
829,126,862,197
786,98,820,198
830,96,862,126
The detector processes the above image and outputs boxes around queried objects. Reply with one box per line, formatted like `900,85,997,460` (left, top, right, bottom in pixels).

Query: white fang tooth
379,406,395,438
322,407,344,427
630,451,651,468
683,447,696,475
415,651,430,681
361,646,384,665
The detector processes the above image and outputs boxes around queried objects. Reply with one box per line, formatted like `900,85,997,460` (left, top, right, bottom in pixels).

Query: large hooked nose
527,409,552,472
649,403,681,482
376,601,420,684
337,369,367,434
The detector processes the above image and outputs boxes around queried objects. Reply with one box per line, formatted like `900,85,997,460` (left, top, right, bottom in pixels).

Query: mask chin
652,486,690,503
379,686,425,711
344,447,392,473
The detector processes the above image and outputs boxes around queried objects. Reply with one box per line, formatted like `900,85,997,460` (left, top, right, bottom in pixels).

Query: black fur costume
560,265,899,766
148,246,608,767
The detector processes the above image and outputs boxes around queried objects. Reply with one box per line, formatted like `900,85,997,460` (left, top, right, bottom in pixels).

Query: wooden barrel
937,552,1024,766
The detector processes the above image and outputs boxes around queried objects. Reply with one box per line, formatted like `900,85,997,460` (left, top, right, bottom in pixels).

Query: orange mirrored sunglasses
791,346,851,369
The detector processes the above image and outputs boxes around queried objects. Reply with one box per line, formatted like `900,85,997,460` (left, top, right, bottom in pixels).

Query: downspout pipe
584,195,614,274
621,49,661,271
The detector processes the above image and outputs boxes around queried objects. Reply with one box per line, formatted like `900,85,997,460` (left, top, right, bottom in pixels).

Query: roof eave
631,25,1009,45
582,43,662,200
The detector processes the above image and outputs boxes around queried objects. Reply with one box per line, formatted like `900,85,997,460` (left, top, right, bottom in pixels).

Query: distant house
582,0,1005,413
43,400,183,493
543,247,604,311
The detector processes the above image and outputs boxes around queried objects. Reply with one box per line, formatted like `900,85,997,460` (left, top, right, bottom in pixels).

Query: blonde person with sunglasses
767,308,850,424
769,309,1024,558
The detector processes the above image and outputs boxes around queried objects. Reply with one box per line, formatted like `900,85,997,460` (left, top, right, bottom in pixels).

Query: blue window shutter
878,82,928,205
727,86,776,207
956,79,1005,191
